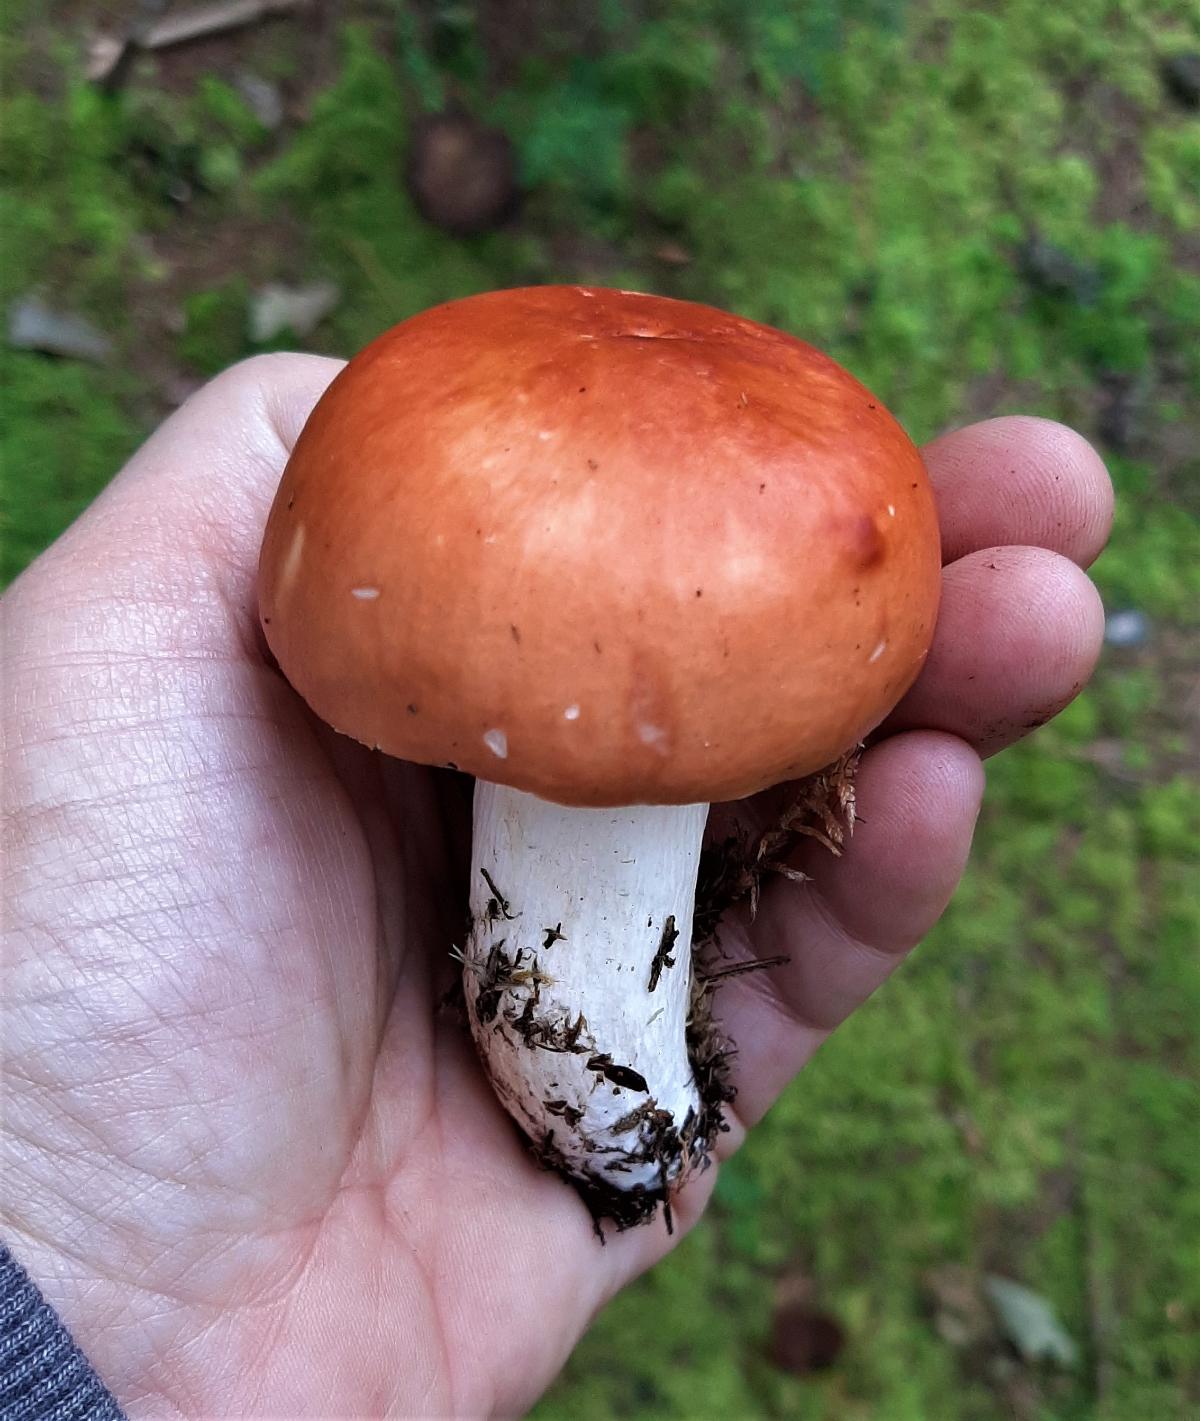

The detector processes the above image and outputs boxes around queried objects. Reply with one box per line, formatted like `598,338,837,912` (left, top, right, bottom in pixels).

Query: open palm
2,355,1112,1418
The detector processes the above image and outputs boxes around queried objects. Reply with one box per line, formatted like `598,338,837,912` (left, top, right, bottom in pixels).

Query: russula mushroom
258,286,941,1227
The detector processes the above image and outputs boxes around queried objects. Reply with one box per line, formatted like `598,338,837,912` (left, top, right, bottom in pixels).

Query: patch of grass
2,0,1197,1415
0,353,140,584
178,277,251,374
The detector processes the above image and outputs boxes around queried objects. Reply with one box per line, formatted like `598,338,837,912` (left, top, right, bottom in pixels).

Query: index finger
923,415,1113,568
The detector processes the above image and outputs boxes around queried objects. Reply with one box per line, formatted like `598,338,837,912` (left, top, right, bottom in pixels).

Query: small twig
89,0,306,86
480,867,515,920
142,0,305,48
697,954,791,984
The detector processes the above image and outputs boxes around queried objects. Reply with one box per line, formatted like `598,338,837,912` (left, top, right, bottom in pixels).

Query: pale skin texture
1,354,1113,1419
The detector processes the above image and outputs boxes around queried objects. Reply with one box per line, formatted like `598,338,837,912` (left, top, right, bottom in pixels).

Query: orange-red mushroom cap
258,286,941,806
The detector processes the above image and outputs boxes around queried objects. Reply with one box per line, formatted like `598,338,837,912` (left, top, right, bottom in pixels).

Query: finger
882,544,1105,756
923,416,1113,567
709,731,985,1132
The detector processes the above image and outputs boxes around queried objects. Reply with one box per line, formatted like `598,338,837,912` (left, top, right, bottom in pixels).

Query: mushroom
257,286,941,1227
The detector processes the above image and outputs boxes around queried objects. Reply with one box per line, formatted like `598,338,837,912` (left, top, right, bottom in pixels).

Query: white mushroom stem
465,782,709,1202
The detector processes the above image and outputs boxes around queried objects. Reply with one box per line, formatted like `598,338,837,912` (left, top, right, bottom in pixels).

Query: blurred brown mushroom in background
406,109,519,236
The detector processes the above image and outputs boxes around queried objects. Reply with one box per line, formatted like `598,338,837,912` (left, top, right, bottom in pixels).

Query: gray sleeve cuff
0,1242,125,1421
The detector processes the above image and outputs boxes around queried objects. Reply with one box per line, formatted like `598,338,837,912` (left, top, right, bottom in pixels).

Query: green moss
0,80,148,306
178,279,252,375
0,353,141,584
1145,122,1200,232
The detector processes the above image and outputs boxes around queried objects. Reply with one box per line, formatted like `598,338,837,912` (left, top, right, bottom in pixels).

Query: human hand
1,355,1112,1418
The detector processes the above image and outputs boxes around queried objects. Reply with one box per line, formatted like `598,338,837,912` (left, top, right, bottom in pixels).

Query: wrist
0,1240,126,1420
0,1218,201,1421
